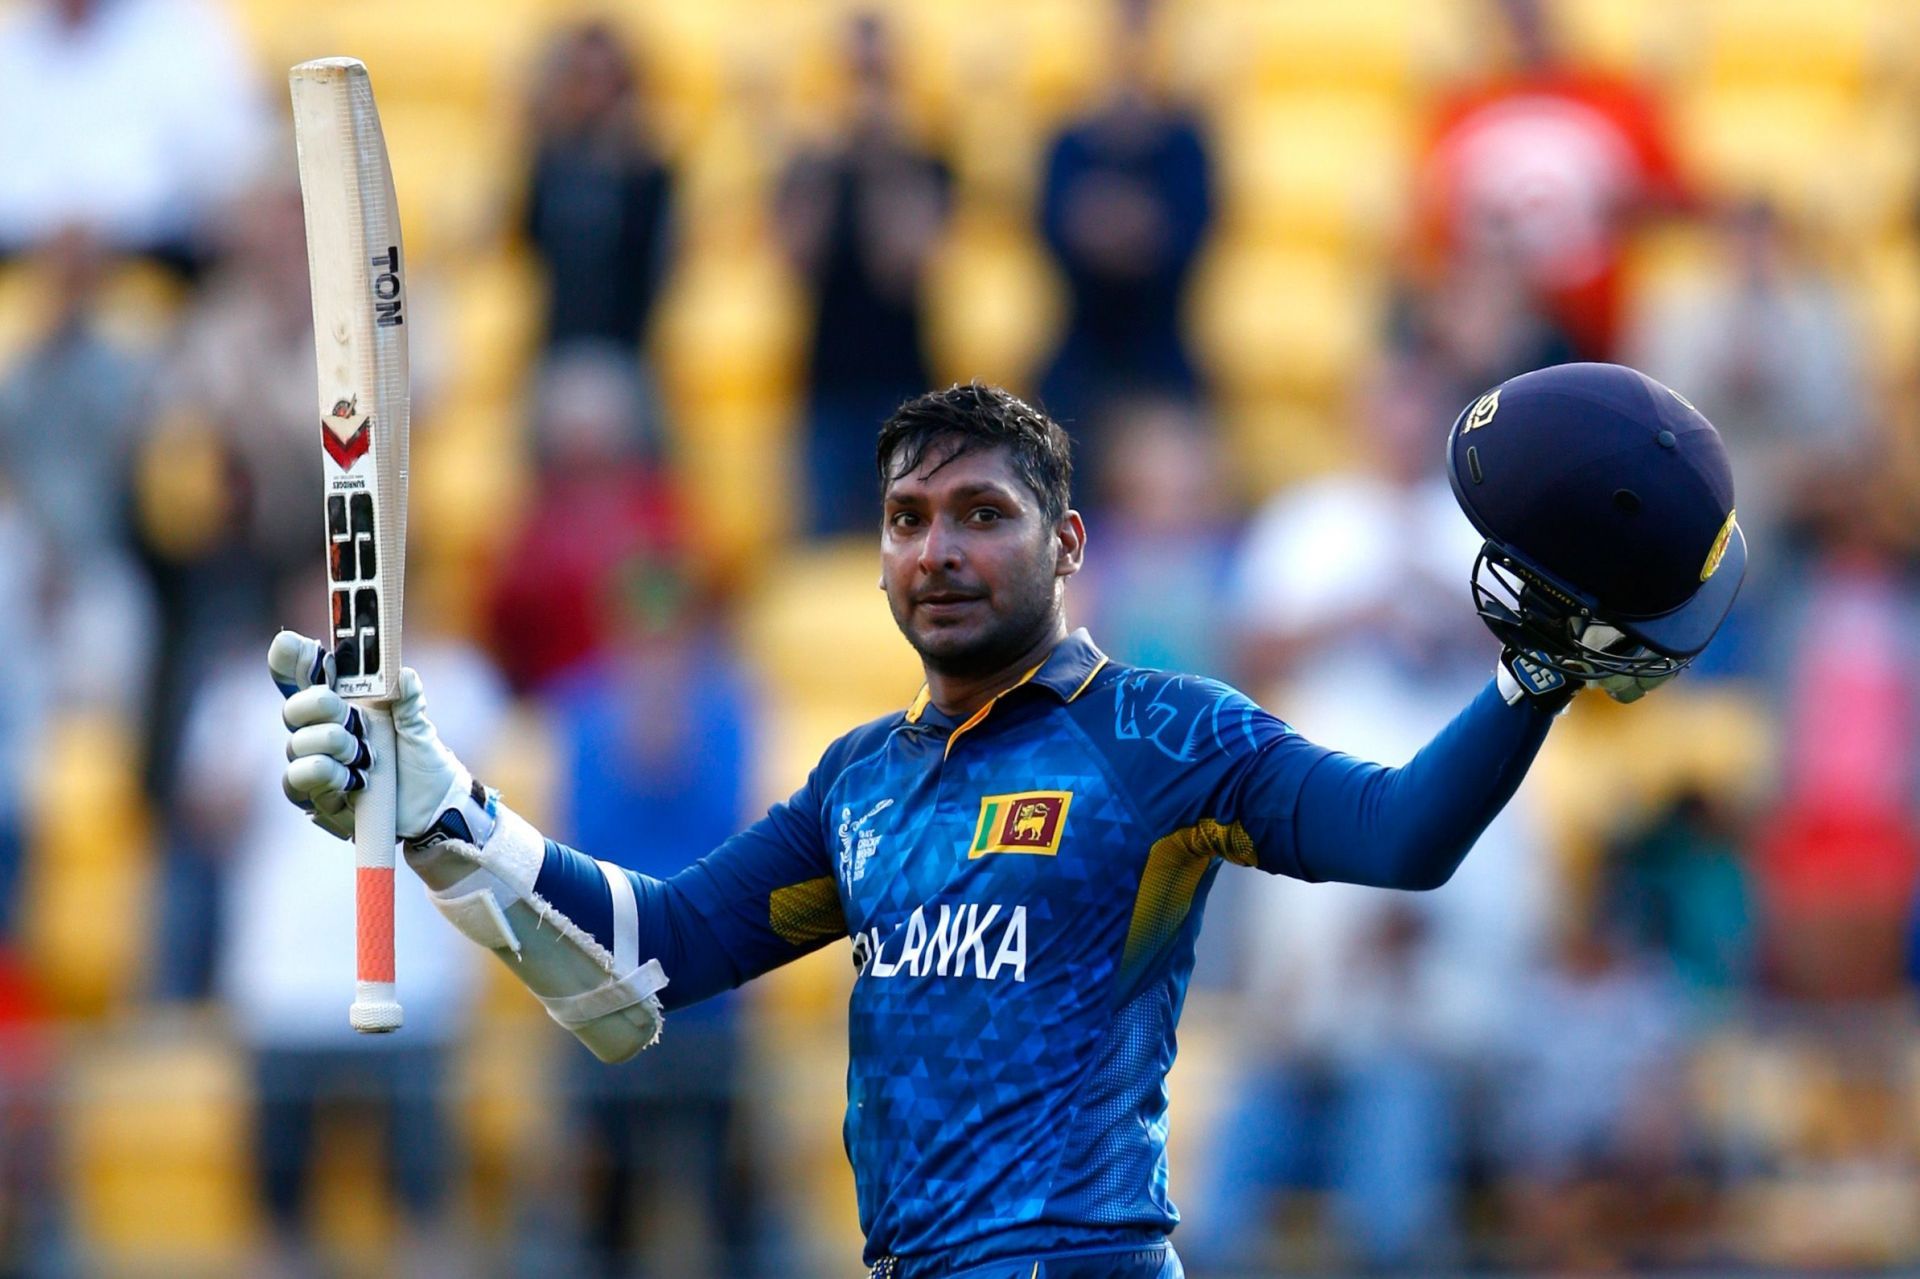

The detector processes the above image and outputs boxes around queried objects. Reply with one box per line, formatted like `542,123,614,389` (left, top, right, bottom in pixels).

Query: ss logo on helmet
1462,389,1500,433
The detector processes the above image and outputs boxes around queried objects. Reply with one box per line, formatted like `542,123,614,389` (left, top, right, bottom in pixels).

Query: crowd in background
0,0,1916,1274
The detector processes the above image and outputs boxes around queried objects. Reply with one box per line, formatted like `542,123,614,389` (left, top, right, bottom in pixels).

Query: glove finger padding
283,683,354,733
284,756,357,839
287,721,369,770
268,630,332,698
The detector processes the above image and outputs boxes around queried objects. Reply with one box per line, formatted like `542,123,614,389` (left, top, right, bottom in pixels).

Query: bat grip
350,702,403,1033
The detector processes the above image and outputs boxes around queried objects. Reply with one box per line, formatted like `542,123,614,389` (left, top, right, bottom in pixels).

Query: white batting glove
269,630,495,845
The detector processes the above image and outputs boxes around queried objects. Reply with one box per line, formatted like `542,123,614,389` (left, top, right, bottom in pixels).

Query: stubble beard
894,572,1059,681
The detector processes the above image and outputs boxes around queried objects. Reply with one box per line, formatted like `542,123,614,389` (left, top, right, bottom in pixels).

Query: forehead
883,440,1029,503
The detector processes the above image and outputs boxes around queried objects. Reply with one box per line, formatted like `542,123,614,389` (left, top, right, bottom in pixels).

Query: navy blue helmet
1445,362,1746,684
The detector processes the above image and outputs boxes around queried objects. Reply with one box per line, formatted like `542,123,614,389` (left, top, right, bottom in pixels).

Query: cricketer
273,366,1743,1278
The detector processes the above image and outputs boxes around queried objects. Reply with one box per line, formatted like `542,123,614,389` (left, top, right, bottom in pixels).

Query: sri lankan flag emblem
971,790,1072,858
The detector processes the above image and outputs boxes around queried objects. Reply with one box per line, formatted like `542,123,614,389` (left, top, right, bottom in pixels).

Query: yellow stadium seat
378,104,520,264
654,232,806,411
925,209,1064,392
22,712,152,1017
443,249,544,405
668,397,801,583
1693,0,1880,93
1215,91,1416,251
1187,241,1385,401
1549,0,1691,75
1673,85,1863,228
1849,235,1920,384
1527,687,1775,878
66,1020,256,1267
1216,397,1354,504
1188,0,1469,97
739,540,924,791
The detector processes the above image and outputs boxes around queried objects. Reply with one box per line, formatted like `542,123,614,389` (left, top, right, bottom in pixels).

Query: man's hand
269,631,492,845
1493,640,1679,710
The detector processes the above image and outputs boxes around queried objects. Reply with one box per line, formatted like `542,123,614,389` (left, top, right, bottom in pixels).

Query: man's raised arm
271,631,845,1062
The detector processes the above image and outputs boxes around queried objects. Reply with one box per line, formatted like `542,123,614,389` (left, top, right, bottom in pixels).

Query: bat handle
350,702,404,1033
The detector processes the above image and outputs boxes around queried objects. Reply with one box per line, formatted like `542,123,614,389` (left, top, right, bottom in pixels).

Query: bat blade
291,56,410,1035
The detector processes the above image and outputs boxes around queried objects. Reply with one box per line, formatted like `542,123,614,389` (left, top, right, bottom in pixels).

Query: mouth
914,591,984,618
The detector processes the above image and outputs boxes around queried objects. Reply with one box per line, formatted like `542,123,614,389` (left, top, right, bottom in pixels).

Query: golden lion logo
1011,803,1049,840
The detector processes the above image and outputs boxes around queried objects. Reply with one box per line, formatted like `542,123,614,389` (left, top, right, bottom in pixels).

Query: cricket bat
290,57,410,1034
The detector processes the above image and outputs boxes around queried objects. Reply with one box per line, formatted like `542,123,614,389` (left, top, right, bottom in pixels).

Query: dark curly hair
875,382,1074,524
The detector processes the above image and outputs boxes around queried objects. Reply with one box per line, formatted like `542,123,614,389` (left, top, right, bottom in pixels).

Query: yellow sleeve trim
769,876,846,947
1119,818,1258,986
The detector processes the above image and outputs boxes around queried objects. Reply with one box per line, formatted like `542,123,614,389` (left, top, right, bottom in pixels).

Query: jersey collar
904,628,1110,724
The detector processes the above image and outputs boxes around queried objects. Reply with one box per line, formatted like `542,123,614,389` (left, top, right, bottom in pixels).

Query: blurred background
0,0,1916,1274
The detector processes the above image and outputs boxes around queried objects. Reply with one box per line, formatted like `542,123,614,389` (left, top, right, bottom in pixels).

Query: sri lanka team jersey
529,630,1555,1272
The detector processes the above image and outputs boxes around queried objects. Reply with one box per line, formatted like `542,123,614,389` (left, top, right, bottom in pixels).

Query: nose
917,514,963,575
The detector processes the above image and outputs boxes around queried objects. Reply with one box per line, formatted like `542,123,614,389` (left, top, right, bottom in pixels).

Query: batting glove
269,630,495,845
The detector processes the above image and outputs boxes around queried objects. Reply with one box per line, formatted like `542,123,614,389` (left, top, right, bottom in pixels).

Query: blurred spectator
1190,356,1550,1270
1070,396,1235,679
0,227,158,719
0,498,49,943
1496,914,1694,1269
1392,244,1578,409
1603,789,1755,1011
1624,199,1867,567
778,11,951,536
488,344,681,694
525,22,675,356
1232,354,1489,694
0,951,58,1271
180,595,505,1274
544,563,764,1277
137,175,336,995
139,174,332,800
0,228,148,559
1037,0,1211,453
0,0,270,272
1415,0,1687,360
1755,494,1920,1002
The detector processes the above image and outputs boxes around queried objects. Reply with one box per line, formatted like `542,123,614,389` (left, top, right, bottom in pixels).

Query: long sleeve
1105,670,1553,892
526,767,847,1012
1279,680,1554,888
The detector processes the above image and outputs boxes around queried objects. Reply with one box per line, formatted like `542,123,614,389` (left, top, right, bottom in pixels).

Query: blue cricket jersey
529,630,1555,1272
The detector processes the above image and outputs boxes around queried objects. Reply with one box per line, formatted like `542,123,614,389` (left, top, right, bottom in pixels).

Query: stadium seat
376,103,519,264
1215,396,1355,503
654,231,805,410
668,398,802,581
1214,91,1415,251
65,1019,256,1267
1197,0,1471,97
443,249,544,407
1549,0,1691,74
1187,240,1385,401
924,210,1065,392
1528,688,1775,878
1847,234,1920,384
1673,84,1863,228
21,712,152,1017
739,540,925,796
1693,0,1880,93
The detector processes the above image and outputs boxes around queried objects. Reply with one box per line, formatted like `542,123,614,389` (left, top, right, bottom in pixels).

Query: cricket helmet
1445,362,1746,682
